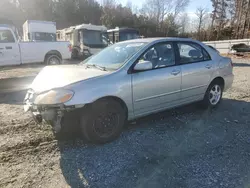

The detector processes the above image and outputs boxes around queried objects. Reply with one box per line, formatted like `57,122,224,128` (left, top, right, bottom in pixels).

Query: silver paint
25,38,234,121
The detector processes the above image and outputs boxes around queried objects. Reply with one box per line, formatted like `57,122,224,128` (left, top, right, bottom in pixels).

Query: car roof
107,27,138,32
119,37,199,44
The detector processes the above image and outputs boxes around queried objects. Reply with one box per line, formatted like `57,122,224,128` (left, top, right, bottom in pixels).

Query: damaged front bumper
24,90,78,133
25,103,66,133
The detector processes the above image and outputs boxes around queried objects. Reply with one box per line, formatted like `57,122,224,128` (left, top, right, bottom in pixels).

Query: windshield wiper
86,64,107,71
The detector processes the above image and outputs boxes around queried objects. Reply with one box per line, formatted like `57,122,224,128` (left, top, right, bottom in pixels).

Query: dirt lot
0,59,249,188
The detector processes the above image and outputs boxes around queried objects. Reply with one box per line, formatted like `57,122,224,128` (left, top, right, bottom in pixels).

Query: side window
139,43,175,69
203,49,211,60
177,42,210,64
0,30,15,43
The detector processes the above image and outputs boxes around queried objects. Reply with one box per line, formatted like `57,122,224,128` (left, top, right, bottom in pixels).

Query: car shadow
0,76,36,105
0,89,27,105
233,63,250,67
58,98,250,188
0,63,44,72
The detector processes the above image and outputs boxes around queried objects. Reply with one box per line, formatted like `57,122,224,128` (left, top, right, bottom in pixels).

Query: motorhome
107,27,140,43
56,29,66,41
23,20,57,42
61,24,108,58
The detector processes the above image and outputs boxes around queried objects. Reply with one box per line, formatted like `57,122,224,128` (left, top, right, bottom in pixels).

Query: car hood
30,65,109,93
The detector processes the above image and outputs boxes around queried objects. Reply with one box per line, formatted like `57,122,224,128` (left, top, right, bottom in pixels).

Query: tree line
0,0,250,41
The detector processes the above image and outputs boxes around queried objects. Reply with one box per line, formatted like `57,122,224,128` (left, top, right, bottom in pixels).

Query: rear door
176,42,214,103
0,29,20,66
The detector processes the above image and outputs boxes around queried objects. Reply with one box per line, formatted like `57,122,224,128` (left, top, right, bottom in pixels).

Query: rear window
32,32,56,42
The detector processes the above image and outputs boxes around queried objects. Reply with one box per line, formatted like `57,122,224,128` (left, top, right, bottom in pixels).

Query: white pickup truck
0,25,71,66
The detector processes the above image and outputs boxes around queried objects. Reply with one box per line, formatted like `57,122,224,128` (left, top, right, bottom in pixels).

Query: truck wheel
80,99,126,144
45,54,62,65
71,49,79,59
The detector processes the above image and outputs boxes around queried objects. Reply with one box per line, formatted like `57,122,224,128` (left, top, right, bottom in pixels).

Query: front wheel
201,81,223,108
80,99,126,144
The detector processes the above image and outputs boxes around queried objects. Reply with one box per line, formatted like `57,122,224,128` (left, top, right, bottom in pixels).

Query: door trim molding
181,84,207,92
135,90,181,102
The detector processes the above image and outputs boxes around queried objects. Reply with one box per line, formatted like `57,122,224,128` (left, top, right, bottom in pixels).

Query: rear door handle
205,64,212,69
5,46,12,50
171,69,181,75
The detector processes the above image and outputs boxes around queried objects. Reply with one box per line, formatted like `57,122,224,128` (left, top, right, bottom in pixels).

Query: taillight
68,44,72,52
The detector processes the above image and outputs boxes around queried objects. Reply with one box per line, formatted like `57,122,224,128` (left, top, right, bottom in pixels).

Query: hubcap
209,84,221,105
93,112,119,138
49,57,60,65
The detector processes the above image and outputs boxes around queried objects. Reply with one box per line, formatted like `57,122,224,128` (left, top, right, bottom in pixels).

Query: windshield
0,30,15,43
80,29,108,48
119,31,140,41
81,42,147,70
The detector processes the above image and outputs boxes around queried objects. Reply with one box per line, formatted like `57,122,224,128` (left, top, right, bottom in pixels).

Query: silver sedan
24,38,234,143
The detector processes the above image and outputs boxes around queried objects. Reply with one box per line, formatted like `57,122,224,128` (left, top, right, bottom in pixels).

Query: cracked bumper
25,104,64,133
24,91,64,133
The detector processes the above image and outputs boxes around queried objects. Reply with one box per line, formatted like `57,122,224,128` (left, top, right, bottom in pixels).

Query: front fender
64,72,134,119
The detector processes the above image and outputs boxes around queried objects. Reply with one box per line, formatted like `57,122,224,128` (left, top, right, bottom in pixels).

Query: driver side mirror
134,60,153,71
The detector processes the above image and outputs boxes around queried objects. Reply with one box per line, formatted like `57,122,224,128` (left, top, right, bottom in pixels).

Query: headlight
34,89,74,105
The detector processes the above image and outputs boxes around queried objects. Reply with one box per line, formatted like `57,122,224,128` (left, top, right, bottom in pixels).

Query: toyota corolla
24,38,234,143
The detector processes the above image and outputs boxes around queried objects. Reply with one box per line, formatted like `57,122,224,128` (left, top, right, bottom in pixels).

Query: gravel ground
0,58,249,188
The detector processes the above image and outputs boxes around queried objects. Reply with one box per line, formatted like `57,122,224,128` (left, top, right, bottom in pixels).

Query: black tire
80,99,126,144
200,81,224,109
45,54,62,65
71,49,79,59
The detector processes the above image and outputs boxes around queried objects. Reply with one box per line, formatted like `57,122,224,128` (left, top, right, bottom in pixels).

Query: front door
176,42,214,103
0,29,20,66
132,42,182,117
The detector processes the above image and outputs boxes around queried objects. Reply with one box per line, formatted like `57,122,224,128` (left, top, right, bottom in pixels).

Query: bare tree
126,0,132,10
102,0,116,8
195,6,207,40
141,0,189,30
178,12,189,34
173,0,190,18
141,0,173,24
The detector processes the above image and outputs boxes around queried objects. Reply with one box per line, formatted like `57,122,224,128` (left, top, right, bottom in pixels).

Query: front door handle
205,64,212,69
171,69,181,75
5,46,12,50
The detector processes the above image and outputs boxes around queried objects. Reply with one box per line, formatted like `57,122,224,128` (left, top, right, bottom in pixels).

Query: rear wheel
71,49,79,59
45,54,62,65
201,81,223,108
80,99,126,144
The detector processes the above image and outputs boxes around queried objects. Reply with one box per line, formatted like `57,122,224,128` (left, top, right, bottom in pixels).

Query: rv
107,27,140,43
60,24,108,58
23,20,57,42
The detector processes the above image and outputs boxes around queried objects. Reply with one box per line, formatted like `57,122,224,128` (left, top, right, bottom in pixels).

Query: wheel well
94,96,128,120
44,50,62,62
72,47,80,52
211,77,225,88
